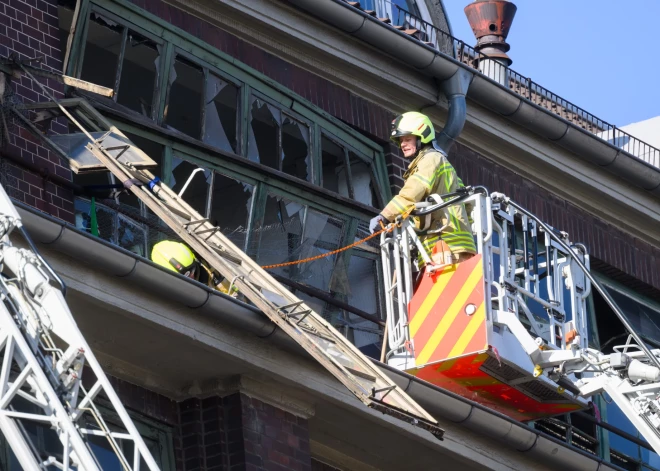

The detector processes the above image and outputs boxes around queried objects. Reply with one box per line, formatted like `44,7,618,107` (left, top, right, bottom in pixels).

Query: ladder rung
194,227,219,236
346,366,377,382
183,219,208,227
208,244,243,265
278,301,305,312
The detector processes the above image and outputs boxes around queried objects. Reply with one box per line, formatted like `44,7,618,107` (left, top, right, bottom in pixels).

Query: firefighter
151,240,201,280
151,240,238,296
369,111,476,266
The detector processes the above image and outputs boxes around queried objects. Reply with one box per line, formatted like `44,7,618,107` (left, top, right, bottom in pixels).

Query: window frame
64,0,392,206
76,4,166,121
0,400,175,470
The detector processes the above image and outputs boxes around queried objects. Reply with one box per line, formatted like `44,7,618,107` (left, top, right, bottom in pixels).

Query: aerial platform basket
382,192,590,422
406,255,585,421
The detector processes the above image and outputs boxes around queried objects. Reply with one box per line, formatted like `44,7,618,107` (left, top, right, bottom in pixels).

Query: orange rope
261,222,393,270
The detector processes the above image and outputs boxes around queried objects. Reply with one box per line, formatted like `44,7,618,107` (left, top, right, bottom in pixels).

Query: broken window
345,254,381,348
209,172,253,251
248,97,280,170
71,132,164,258
116,31,159,117
80,14,123,90
170,155,211,217
78,11,160,117
281,116,310,181
349,152,381,207
321,135,350,198
248,95,310,181
203,74,239,154
166,56,203,139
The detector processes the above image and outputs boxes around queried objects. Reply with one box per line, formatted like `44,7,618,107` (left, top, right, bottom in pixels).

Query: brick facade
124,0,660,297
175,393,311,471
0,0,75,222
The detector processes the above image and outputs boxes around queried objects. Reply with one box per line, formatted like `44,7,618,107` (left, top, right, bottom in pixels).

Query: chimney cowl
464,0,517,65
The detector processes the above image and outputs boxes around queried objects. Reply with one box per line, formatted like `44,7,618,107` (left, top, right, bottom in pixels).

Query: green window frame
59,0,389,344
63,0,392,205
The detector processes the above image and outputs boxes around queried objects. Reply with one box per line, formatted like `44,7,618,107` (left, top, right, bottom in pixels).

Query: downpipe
434,68,474,154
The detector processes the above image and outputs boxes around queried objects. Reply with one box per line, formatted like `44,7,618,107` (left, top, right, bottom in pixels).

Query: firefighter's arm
381,154,439,222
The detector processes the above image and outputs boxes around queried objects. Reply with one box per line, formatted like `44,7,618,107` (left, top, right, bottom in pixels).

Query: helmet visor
170,257,199,280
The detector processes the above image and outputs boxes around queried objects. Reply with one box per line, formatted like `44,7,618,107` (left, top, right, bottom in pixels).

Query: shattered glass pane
281,116,310,181
210,172,253,251
248,96,281,170
349,152,380,207
166,56,203,139
203,74,239,153
346,255,381,348
171,156,211,217
292,208,344,292
117,212,147,257
81,14,123,90
73,197,114,244
117,30,159,117
253,194,304,268
321,135,350,198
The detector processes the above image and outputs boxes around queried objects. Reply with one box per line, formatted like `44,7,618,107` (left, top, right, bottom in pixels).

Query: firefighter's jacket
381,146,476,258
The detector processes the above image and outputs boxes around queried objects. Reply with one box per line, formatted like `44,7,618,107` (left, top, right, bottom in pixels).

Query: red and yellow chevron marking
408,255,487,367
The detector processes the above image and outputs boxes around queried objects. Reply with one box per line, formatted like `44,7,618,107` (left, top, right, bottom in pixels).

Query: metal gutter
16,203,622,471
284,0,660,196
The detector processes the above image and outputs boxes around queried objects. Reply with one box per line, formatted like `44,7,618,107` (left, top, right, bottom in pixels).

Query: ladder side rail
0,297,102,471
390,224,407,352
602,380,660,454
80,131,440,430
3,241,160,471
379,231,397,349
1,181,160,470
490,216,508,312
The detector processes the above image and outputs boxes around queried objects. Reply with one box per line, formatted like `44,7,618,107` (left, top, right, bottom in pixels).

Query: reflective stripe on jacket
381,146,476,257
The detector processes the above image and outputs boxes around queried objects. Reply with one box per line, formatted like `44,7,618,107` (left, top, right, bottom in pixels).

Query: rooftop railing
352,0,660,169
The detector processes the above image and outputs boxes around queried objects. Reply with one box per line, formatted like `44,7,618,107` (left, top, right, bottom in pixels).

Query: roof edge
14,202,623,471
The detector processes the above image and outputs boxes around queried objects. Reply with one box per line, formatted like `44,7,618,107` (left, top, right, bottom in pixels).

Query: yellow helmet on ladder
151,240,200,280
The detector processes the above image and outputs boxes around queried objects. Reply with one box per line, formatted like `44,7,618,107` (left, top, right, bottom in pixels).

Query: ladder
84,124,443,437
0,184,160,470
14,63,443,438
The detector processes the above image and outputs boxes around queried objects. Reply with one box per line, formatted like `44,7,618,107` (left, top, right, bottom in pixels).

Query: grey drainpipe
435,68,473,154
16,202,622,471
285,0,660,196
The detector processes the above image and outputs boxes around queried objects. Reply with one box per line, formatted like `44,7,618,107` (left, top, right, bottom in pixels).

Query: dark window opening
248,97,311,181
282,116,310,181
166,56,203,139
248,97,280,170
321,135,350,199
203,74,239,154
170,156,210,217
116,31,159,117
209,172,253,251
80,14,123,90
71,132,163,258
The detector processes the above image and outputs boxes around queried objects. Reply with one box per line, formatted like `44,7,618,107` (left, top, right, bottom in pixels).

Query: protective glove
369,214,386,234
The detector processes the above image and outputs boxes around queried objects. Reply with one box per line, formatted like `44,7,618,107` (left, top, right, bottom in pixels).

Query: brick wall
1,0,657,294
0,0,74,222
176,393,311,471
129,0,393,145
126,0,660,297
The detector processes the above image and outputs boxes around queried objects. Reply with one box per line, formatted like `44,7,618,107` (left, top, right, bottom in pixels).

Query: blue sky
441,0,660,126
